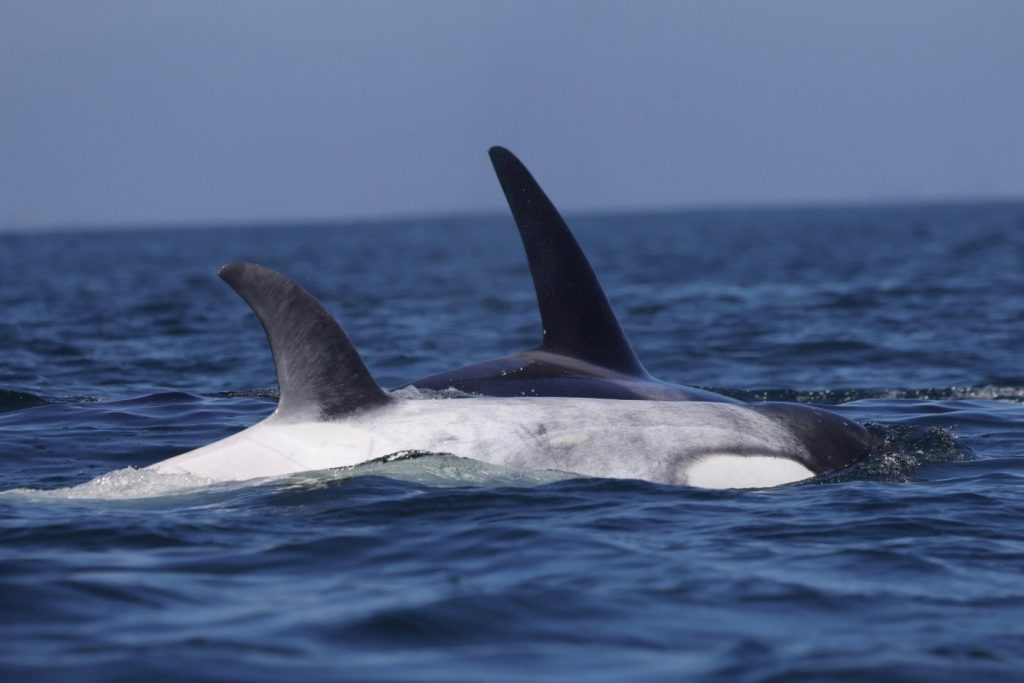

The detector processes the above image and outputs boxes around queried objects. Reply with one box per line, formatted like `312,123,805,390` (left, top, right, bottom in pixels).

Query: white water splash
281,452,578,489
386,386,478,400
0,452,577,502
0,467,221,502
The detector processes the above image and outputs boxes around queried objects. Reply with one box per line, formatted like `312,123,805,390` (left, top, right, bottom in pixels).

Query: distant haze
2,1,1022,229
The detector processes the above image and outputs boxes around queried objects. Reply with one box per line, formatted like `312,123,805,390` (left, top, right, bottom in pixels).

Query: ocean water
2,204,1023,681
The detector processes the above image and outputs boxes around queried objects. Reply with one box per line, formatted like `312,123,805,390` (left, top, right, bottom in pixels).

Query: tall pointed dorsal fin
219,262,389,420
488,146,648,377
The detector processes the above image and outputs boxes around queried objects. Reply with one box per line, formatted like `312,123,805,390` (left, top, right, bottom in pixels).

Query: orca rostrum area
149,263,873,489
403,146,735,403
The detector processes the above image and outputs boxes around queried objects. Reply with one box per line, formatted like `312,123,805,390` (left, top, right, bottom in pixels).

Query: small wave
880,385,1024,402
723,385,1024,404
0,467,219,502
280,451,577,490
205,388,279,401
386,386,479,400
0,389,50,413
820,422,974,484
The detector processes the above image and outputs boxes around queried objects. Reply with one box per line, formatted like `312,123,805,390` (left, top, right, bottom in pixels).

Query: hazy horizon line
2,195,1022,236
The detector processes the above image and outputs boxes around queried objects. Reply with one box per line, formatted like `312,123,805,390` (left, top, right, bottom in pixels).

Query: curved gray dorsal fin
488,146,649,377
219,262,389,421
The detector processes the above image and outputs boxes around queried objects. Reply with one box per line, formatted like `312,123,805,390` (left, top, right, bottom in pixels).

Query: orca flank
149,263,872,489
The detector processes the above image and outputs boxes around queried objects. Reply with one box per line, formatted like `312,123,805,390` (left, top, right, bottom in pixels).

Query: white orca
401,147,735,403
148,263,873,489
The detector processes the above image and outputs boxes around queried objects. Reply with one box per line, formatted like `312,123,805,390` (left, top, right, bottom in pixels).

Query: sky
1,0,1022,229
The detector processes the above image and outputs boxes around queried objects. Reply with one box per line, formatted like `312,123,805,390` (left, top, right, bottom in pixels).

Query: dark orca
402,147,735,403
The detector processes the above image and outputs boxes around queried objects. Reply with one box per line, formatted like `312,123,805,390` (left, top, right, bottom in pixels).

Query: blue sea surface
2,204,1024,681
